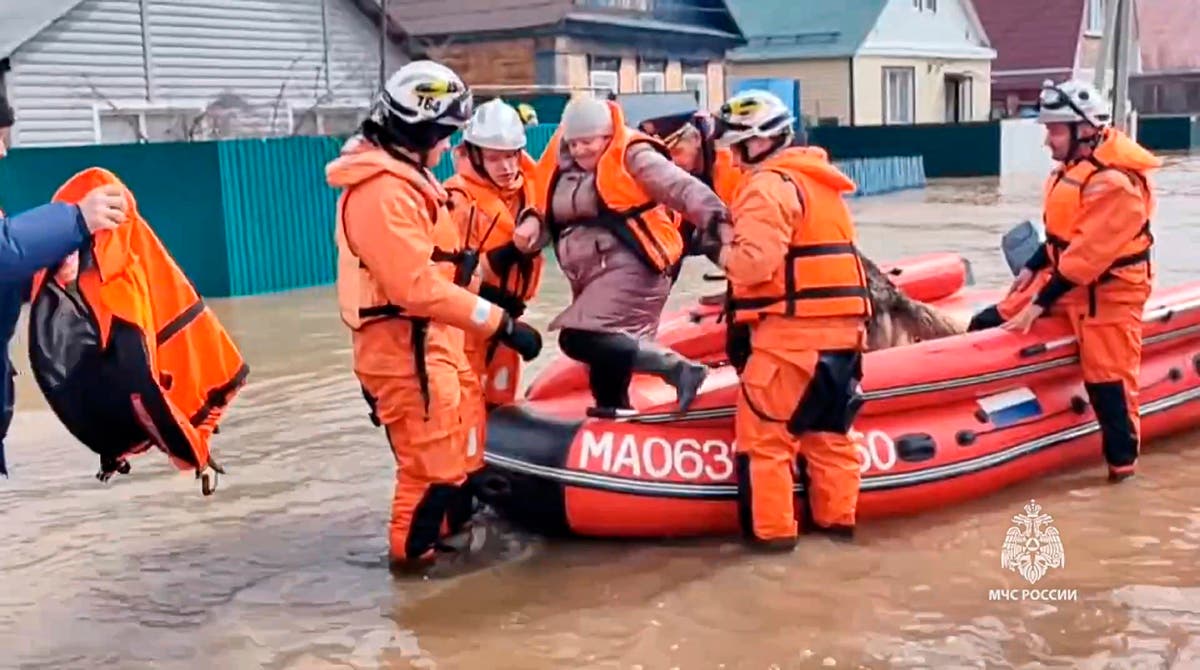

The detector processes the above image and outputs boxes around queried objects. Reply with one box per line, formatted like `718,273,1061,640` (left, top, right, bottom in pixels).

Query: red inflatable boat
474,252,1200,538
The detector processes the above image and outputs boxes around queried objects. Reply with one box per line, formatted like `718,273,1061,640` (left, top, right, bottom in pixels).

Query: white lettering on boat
577,430,735,482
851,429,898,474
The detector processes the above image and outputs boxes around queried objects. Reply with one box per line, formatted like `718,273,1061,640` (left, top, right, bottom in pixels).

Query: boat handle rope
1018,294,1200,358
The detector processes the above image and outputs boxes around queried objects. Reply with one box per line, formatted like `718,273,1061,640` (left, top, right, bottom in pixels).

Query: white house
0,0,409,147
726,0,997,126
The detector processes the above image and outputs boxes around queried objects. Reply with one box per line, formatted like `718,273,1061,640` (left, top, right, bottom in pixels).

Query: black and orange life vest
444,152,545,315
537,101,685,274
727,147,872,324
1042,127,1157,297
28,167,248,494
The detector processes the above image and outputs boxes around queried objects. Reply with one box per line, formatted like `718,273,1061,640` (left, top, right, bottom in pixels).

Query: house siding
726,59,851,124
437,38,537,87
9,0,405,147
854,56,991,124
8,0,148,147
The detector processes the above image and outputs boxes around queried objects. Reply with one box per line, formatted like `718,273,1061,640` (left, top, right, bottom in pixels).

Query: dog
860,254,967,351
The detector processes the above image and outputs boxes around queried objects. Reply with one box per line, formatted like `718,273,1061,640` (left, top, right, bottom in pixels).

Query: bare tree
80,74,148,143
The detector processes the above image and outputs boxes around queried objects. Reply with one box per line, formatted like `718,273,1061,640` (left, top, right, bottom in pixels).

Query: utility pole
1112,0,1134,134
378,0,389,91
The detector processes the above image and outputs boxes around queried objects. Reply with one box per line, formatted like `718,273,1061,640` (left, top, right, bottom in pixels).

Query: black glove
495,313,543,362
697,211,732,263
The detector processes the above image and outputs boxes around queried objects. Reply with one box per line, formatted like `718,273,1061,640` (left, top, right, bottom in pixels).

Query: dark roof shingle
385,0,572,37
1138,0,1200,73
974,0,1084,73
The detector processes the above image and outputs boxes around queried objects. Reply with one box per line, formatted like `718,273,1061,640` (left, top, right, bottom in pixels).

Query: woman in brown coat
515,97,729,412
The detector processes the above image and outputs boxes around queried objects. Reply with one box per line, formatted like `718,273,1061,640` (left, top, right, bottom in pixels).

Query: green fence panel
0,142,230,296
6,125,927,298
1138,116,1198,152
809,122,1001,178
217,136,345,296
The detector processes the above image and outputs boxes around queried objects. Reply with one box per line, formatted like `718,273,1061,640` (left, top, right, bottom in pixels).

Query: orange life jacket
334,149,469,421
670,145,743,229
444,151,544,314
28,167,248,494
335,155,467,331
536,101,684,274
1042,127,1157,306
727,147,872,324
709,147,744,206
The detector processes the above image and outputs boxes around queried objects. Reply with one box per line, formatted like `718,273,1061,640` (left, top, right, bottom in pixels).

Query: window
683,73,708,109
883,67,915,125
638,58,665,93
923,0,937,10
590,70,619,97
95,106,204,144
1087,0,1105,34
293,106,367,136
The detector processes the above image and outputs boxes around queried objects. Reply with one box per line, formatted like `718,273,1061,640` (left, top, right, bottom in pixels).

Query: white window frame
683,72,708,109
590,69,619,97
290,104,369,136
91,102,208,144
638,71,665,93
883,67,915,125
1086,0,1105,35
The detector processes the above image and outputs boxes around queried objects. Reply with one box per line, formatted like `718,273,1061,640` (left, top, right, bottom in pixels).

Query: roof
0,0,87,59
1138,0,1200,73
382,0,739,40
974,0,1084,74
725,0,887,61
383,0,572,36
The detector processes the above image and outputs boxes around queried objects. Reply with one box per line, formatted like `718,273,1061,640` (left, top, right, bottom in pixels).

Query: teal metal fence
1,126,927,297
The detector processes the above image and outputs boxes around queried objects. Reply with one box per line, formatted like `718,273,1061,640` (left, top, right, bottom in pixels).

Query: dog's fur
860,254,968,351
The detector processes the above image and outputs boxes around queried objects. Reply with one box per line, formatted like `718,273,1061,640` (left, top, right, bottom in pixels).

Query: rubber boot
632,343,708,412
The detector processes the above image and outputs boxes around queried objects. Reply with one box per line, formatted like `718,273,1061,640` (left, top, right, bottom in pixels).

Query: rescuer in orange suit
704,90,871,551
966,79,1161,483
326,61,544,573
443,98,545,521
637,110,743,267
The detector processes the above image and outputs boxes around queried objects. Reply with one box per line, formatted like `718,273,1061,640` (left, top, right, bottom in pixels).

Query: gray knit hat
560,96,613,141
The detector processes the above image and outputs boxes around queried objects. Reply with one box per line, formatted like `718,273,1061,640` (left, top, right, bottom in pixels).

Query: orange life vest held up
1041,127,1158,307
29,167,249,494
444,151,544,314
537,101,684,274
727,147,872,324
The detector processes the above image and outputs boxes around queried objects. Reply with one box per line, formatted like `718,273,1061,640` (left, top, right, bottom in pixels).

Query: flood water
4,157,1200,669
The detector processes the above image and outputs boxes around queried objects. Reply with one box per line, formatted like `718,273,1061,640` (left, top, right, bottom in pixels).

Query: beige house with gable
724,0,996,126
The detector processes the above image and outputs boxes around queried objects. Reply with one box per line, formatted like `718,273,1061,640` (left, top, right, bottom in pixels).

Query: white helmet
369,60,472,133
714,89,795,146
462,99,527,151
1038,79,1111,127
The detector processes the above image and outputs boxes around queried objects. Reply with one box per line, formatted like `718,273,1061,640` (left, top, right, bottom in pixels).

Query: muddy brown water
3,158,1200,669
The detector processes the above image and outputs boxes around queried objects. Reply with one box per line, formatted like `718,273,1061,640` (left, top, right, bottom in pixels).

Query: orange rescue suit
722,146,870,546
535,100,685,274
28,167,248,494
998,128,1160,477
444,151,544,472
328,139,507,565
